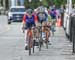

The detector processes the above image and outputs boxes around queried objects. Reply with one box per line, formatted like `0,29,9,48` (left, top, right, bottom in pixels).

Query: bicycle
37,21,44,51
42,26,50,49
37,25,50,50
39,26,43,51
22,26,35,56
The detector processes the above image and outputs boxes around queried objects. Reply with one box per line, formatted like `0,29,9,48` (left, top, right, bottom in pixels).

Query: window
10,8,25,12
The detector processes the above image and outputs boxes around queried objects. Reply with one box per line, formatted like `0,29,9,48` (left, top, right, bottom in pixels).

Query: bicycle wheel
28,36,31,56
39,38,41,51
39,31,43,51
32,29,36,53
33,40,35,53
46,39,48,49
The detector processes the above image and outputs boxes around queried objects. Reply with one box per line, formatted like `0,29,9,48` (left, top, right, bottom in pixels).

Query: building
10,0,25,6
0,0,25,10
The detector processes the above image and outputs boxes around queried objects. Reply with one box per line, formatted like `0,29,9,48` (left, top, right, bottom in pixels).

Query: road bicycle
22,26,36,55
37,25,50,50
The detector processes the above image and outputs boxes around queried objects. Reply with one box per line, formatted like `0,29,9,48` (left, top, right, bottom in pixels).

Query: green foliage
24,0,75,9
54,0,67,7
42,0,48,7
73,0,75,4
24,0,41,9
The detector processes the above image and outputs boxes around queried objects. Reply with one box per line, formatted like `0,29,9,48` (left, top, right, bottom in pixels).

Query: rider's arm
22,15,26,27
34,15,38,26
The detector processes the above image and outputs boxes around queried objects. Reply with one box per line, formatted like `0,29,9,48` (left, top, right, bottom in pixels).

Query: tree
54,0,67,8
24,0,40,9
24,0,72,9
73,0,75,4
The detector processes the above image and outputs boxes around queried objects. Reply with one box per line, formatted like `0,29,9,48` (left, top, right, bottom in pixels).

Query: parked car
7,6,26,24
64,8,75,38
63,7,68,30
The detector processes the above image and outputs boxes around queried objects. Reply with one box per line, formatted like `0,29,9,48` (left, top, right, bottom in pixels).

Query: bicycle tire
29,36,31,56
46,39,48,49
33,40,35,53
39,38,41,51
39,29,42,51
32,29,36,53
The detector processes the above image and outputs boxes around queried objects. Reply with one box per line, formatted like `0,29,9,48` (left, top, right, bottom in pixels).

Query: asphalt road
0,15,24,60
0,15,75,60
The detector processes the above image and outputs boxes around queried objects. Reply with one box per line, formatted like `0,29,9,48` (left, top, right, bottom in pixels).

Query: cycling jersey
47,15,51,22
23,14,38,29
23,14,38,23
37,12,48,23
50,9,56,19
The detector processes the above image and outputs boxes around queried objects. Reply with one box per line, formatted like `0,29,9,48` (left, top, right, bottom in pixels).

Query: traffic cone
57,18,62,27
56,19,58,27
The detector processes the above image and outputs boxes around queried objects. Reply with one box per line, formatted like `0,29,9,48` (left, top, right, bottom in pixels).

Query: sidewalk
13,27,75,60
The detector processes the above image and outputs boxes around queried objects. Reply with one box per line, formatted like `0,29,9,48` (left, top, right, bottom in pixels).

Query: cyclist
50,8,57,36
22,9,38,50
37,7,50,44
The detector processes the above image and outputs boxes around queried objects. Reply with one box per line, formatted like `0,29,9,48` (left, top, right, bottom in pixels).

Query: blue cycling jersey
26,15,35,24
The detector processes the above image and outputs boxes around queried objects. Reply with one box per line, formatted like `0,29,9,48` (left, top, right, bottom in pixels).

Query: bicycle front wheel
28,36,31,56
46,39,48,49
39,38,41,51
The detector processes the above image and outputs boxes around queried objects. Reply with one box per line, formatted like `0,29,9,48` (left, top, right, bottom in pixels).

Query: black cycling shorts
25,22,35,29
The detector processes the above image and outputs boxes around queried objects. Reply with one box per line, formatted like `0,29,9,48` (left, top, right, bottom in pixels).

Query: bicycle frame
27,27,36,55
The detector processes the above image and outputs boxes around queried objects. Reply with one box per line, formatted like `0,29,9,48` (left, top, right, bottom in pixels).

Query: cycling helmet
38,6,45,13
26,9,33,14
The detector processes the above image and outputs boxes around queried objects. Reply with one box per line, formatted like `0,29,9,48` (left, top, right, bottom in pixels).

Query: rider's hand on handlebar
22,27,25,33
22,27,24,30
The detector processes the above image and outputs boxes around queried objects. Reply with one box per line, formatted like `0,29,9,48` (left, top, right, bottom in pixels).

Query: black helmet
26,9,33,14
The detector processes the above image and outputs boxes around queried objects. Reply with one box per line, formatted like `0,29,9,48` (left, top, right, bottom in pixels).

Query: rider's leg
25,29,31,50
46,29,51,45
24,29,28,46
25,23,32,49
